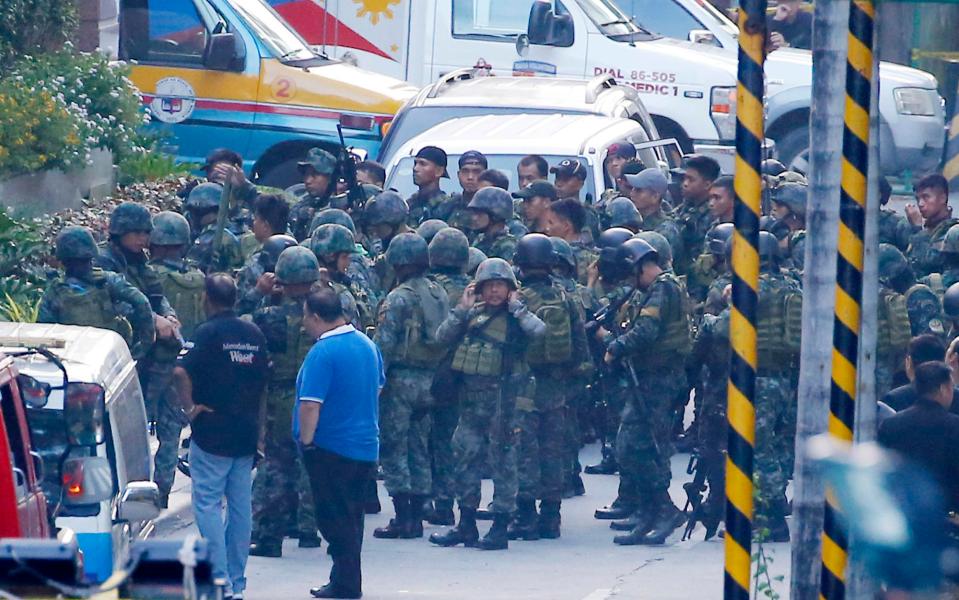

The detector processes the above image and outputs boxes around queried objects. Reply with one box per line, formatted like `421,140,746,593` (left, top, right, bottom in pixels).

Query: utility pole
790,1,848,599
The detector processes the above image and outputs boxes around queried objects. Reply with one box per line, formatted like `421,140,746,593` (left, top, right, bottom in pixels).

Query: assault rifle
681,431,723,541
336,124,367,213
584,287,634,452
211,178,234,271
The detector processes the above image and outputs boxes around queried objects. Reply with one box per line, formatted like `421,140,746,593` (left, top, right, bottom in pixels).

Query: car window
612,0,702,40
111,376,151,484
452,0,538,38
1,383,27,501
121,0,208,65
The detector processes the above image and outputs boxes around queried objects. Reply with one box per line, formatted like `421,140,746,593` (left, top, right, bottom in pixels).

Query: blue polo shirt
293,324,383,462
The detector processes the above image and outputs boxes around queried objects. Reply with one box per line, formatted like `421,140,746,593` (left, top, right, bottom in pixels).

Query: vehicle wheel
256,157,303,189
774,125,810,175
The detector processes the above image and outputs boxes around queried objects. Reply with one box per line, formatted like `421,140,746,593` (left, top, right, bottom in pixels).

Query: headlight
710,86,737,140
894,88,938,116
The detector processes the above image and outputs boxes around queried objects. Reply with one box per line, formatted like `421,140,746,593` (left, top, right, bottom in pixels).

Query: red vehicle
0,352,50,538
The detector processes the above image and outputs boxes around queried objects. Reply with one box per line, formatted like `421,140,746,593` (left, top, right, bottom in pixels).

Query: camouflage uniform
472,229,517,262
407,188,451,227
921,269,959,299
640,210,685,272
187,222,244,273
672,200,713,274
235,235,297,315
878,208,914,252
437,193,475,236
570,240,598,287
907,218,959,278
290,148,337,241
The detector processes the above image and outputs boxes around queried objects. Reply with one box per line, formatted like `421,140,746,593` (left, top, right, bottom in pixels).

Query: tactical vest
522,282,573,366
756,274,803,369
431,272,469,308
154,262,205,340
392,277,448,369
451,308,511,377
52,274,133,344
878,287,912,358
620,273,691,366
263,301,314,383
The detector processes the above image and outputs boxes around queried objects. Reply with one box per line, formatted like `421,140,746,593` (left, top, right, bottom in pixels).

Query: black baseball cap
415,145,449,178
458,150,488,169
606,142,636,160
550,158,587,180
512,180,557,201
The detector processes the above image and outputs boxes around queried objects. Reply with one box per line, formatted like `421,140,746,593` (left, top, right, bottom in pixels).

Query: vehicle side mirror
205,32,239,71
689,29,719,46
17,374,49,409
515,33,530,57
527,2,574,48
61,456,113,505
63,382,105,447
118,481,161,523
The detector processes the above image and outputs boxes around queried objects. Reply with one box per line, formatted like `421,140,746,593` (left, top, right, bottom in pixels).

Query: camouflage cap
944,282,959,319
311,224,358,258
386,232,429,268
297,147,337,176
878,243,911,284
606,197,643,230
56,226,98,261
632,231,671,268
467,247,487,276
416,219,449,244
274,246,321,285
549,236,576,274
109,202,153,235
365,191,410,227
184,182,223,211
429,227,470,269
467,187,514,222
151,211,192,246
474,257,518,289
311,208,356,235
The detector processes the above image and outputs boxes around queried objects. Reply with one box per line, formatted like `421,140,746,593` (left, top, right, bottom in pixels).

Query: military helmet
365,191,409,227
938,224,959,254
758,231,781,266
311,208,356,235
385,232,429,268
878,243,911,284
606,197,643,230
416,219,449,244
260,234,298,273
597,227,635,250
298,147,337,176
361,183,383,201
473,257,518,289
633,231,672,268
771,182,808,219
761,159,787,177
151,211,192,246
311,224,358,258
514,233,556,270
549,237,577,274
109,202,153,235
616,238,658,269
56,226,99,261
944,282,959,319
467,187,514,222
429,227,470,269
706,223,736,256
467,247,487,276
285,183,308,200
184,182,223,211
274,246,321,285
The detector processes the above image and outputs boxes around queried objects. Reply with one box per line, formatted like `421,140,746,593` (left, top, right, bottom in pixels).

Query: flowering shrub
0,0,77,69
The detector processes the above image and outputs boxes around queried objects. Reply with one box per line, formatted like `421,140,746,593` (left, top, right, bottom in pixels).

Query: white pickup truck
267,0,944,177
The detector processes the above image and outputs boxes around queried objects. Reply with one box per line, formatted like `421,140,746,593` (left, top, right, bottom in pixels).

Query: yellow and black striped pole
725,1,765,598
821,2,875,599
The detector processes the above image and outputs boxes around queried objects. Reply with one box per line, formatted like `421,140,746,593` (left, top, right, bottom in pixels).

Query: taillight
377,117,393,138
339,114,374,130
62,461,84,499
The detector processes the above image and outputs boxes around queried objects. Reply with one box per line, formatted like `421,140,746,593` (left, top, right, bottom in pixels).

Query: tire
774,125,810,175
255,157,303,190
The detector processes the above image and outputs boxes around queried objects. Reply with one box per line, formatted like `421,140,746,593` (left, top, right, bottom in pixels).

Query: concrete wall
0,149,114,218
76,0,119,58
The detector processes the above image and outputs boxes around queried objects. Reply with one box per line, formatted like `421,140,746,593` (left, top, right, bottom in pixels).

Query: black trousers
302,447,376,595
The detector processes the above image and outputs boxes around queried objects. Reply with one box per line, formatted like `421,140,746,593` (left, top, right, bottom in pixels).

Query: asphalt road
156,443,791,600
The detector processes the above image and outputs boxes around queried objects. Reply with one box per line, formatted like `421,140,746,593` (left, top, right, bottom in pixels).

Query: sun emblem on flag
352,0,399,24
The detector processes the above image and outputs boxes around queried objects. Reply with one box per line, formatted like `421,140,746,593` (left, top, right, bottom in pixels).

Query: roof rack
585,74,617,104
426,68,481,99
0,335,66,349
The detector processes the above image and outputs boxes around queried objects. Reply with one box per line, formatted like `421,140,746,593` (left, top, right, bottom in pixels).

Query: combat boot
766,515,790,542
404,495,426,539
477,513,510,551
594,497,635,520
373,494,411,539
249,541,282,557
538,501,562,539
609,506,651,532
584,445,618,475
429,507,479,547
507,498,540,541
298,532,322,548
364,479,381,514
427,499,455,526
476,501,494,520
636,502,687,545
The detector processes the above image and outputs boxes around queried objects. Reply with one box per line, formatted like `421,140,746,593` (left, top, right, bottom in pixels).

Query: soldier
906,174,957,278
148,212,207,507
182,182,244,273
310,208,381,305
407,146,451,226
598,142,637,212
309,224,373,331
551,158,601,243
700,224,736,316
605,197,643,233
878,175,914,252
372,233,449,539
289,147,337,241
509,234,589,540
596,238,692,545
626,169,686,271
466,247,487,277
236,194,291,313
356,160,386,188
416,219,449,245
425,228,473,526
39,226,155,359
236,234,297,316
177,148,259,249
513,180,557,234
923,224,959,296
769,182,807,271
250,246,321,556
943,283,959,340
430,259,546,551
468,187,519,261
689,221,736,307
439,151,487,234
365,190,414,292
707,176,735,226
543,198,598,286
672,155,720,274
517,155,549,190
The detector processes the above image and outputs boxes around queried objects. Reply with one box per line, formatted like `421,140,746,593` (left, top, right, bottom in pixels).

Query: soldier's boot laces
538,501,562,539
584,445,618,475
373,494,411,539
637,502,687,545
403,495,426,539
477,513,510,551
429,508,479,547
507,498,540,541
427,499,455,526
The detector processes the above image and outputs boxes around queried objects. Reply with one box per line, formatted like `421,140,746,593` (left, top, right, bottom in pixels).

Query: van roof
396,113,644,159
0,323,136,405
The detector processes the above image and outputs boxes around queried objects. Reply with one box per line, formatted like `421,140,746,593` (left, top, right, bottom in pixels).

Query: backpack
756,275,802,367
156,264,205,340
53,275,133,344
878,288,912,357
522,282,573,366
394,277,448,368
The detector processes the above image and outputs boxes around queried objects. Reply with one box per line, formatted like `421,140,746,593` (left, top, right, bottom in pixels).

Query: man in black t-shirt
174,274,269,600
768,0,812,50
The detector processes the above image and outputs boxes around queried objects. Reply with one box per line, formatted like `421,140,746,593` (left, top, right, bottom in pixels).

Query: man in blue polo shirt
295,286,383,600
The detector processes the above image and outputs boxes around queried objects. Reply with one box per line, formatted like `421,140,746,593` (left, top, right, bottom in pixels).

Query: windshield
692,0,738,35
574,0,651,37
230,0,314,61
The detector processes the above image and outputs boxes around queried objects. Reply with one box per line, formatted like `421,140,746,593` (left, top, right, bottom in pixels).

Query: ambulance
269,0,944,177
119,0,417,188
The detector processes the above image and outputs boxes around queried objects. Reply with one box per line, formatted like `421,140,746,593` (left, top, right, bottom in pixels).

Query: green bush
0,0,77,70
0,208,48,318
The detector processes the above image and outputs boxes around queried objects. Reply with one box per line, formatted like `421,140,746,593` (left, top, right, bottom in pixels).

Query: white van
270,0,944,177
383,112,681,201
0,323,159,584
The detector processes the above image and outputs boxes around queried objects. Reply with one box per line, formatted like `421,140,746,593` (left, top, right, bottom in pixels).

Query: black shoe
594,502,634,520
571,474,586,497
477,513,510,550
429,509,479,547
538,501,561,539
507,498,539,541
613,524,653,546
426,500,455,526
584,452,618,475
373,494,411,539
309,583,361,599
637,505,687,545
405,495,426,539
476,502,494,521
610,509,648,532
249,542,282,557
298,534,322,548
